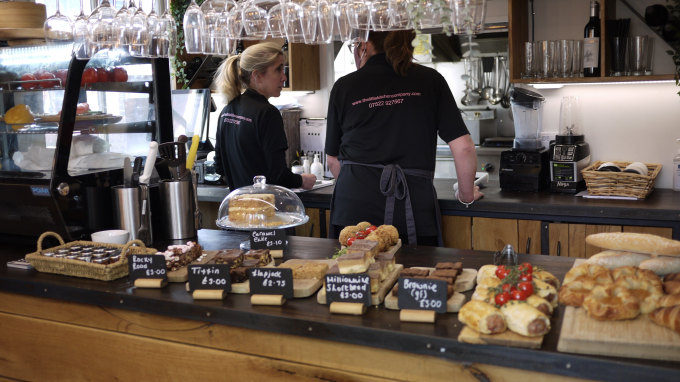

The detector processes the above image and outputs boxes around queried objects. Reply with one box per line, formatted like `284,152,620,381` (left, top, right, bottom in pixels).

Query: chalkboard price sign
397,277,447,313
249,267,294,299
187,264,232,292
325,274,372,307
128,255,167,282
250,229,286,250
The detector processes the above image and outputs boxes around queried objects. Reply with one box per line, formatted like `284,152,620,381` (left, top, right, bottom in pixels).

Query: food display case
0,43,180,240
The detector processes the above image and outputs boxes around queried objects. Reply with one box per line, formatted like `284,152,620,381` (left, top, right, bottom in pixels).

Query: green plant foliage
170,0,205,89
667,1,680,95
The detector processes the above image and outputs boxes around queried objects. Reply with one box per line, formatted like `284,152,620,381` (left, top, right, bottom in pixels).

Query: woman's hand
301,173,317,189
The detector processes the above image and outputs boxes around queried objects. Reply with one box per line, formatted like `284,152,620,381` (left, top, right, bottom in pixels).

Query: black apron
329,160,444,247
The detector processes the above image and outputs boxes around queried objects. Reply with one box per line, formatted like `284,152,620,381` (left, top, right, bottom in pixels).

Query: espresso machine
499,88,550,192
549,96,591,193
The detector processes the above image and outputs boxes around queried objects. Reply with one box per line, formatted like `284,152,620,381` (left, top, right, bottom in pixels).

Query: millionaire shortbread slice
375,253,395,272
347,239,379,261
337,252,371,274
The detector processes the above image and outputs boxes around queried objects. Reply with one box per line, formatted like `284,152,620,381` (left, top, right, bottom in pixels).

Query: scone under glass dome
216,176,309,229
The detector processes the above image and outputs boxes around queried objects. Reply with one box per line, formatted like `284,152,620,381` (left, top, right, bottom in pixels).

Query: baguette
586,251,652,269
585,233,680,256
650,305,680,334
639,257,680,277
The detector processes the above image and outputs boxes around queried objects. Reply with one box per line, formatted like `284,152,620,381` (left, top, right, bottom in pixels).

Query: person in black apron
213,42,316,190
325,31,484,246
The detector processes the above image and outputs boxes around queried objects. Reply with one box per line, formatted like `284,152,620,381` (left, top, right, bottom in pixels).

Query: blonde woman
213,42,315,190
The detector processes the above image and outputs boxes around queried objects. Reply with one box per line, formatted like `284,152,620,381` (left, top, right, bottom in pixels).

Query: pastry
400,268,430,278
228,194,276,225
244,249,272,266
375,225,399,246
471,277,501,304
583,284,640,321
339,225,359,246
279,262,329,280
156,241,202,271
586,251,652,269
526,295,553,316
639,257,680,276
664,281,680,295
230,267,249,284
533,270,561,289
337,251,372,274
613,275,663,314
658,293,680,308
501,301,551,337
650,305,680,334
664,272,680,282
458,301,506,334
563,263,613,285
611,266,662,286
476,264,499,283
365,232,390,252
534,279,558,308
211,249,243,268
558,278,598,307
368,262,388,282
375,252,395,272
585,233,680,256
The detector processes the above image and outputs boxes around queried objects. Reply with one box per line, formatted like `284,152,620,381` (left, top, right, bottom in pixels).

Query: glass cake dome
216,175,309,230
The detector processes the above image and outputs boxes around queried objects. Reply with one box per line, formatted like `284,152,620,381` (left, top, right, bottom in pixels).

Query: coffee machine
500,88,550,192
549,96,591,193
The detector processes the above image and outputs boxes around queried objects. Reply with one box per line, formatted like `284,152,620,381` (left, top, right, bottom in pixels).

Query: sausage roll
533,270,561,289
526,295,553,316
476,265,499,283
458,300,506,335
534,279,558,308
500,301,551,337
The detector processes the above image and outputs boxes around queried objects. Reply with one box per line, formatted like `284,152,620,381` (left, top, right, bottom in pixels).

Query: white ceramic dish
91,230,130,245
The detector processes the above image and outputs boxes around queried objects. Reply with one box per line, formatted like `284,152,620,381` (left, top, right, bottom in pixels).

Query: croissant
664,281,680,295
664,272,680,282
650,305,680,334
658,293,680,308
564,263,613,285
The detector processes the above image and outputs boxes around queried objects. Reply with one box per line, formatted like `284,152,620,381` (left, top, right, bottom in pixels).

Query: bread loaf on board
639,257,680,276
585,233,680,256
586,251,652,269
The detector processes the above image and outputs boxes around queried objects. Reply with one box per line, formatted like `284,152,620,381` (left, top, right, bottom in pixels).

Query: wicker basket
581,161,662,199
25,232,157,281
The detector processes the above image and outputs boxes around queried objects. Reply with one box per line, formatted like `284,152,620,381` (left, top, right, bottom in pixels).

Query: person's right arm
213,117,224,177
449,134,483,203
324,84,342,179
328,155,340,179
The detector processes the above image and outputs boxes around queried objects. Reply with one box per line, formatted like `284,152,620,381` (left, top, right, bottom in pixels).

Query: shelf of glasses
511,74,676,84
0,120,155,134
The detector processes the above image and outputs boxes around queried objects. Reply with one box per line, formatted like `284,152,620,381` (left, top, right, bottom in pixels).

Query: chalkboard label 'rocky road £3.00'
128,255,167,282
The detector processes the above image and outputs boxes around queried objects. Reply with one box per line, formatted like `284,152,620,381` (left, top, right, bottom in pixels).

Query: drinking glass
203,0,221,53
470,0,488,35
349,27,368,44
645,37,654,75
335,0,352,41
312,0,334,44
282,0,306,43
572,40,583,77
300,0,318,44
183,0,205,53
225,2,242,39
609,36,626,76
370,0,391,31
416,0,442,29
347,0,370,30
44,0,73,45
557,39,573,78
389,0,411,30
129,5,147,56
157,0,177,57
450,0,477,35
534,40,556,78
146,2,160,58
73,0,90,59
243,0,268,40
267,4,285,38
127,0,137,16
90,0,117,54
521,41,533,79
629,35,648,76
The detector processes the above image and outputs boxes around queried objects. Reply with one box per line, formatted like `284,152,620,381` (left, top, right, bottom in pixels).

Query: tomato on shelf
52,69,68,87
81,68,97,86
38,72,56,89
111,67,128,82
96,68,109,83
20,73,37,89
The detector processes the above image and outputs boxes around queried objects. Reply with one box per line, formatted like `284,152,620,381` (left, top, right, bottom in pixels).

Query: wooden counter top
0,230,678,382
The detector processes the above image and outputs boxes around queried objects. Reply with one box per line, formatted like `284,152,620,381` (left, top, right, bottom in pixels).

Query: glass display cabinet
0,43,187,240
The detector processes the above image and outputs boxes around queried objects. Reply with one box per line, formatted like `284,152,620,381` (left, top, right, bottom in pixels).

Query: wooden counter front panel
472,217,519,252
442,216,472,249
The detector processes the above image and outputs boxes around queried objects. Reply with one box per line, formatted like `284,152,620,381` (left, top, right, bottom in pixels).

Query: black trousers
330,225,439,247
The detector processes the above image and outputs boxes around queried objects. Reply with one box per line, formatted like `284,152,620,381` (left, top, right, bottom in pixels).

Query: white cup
292,165,304,174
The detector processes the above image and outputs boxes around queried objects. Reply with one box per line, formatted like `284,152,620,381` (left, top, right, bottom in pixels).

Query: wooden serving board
383,268,477,313
556,259,680,362
316,264,405,306
280,259,337,298
458,326,544,349
170,251,273,284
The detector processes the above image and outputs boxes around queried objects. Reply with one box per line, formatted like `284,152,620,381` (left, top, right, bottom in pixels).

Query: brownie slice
241,259,260,268
400,268,430,277
244,249,272,266
447,285,455,299
430,269,458,279
212,249,243,268
435,262,463,273
230,267,249,283
427,275,456,285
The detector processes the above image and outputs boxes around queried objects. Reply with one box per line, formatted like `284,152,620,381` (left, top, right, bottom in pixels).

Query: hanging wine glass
335,0,351,42
203,0,221,53
282,0,306,43
349,27,368,44
300,0,318,44
308,0,333,44
267,3,285,39
127,0,137,16
90,0,117,55
72,0,90,59
225,1,242,40
416,0,442,29
243,0,268,40
347,0,370,30
129,4,148,56
389,0,411,30
44,0,74,46
183,0,205,53
157,0,177,57
370,0,391,31
450,0,479,35
146,0,161,57
113,0,132,53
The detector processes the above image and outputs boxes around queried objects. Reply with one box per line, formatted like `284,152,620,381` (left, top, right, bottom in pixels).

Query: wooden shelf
508,0,673,85
244,38,320,91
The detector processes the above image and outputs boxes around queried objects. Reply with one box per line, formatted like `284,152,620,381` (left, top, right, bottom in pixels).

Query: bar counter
1,230,678,382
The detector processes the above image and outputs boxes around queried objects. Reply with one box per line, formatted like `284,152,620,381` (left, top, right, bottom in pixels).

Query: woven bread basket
25,232,157,281
581,161,661,199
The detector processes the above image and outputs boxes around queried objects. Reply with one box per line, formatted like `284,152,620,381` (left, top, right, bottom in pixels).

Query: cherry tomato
20,73,37,89
52,69,68,87
96,67,109,83
519,273,533,282
38,72,56,88
498,268,511,280
347,237,356,246
495,292,511,306
33,68,47,78
495,265,506,279
511,289,529,301
364,225,377,234
518,281,534,295
112,66,128,82
501,283,516,293
355,230,367,239
520,262,533,274
81,68,97,86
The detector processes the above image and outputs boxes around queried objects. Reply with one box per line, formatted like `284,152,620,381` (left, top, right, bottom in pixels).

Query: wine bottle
282,38,290,89
583,1,601,77
236,40,245,55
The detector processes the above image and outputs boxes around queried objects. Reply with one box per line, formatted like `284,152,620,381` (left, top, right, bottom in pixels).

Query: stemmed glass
157,0,178,57
282,0,306,43
90,0,117,55
225,2,243,40
203,0,221,54
389,0,412,30
129,4,148,56
370,0,391,31
127,0,138,16
309,0,333,44
300,0,318,44
347,0,370,30
335,0,352,42
146,1,161,57
113,0,132,53
72,0,89,58
267,4,285,39
44,0,73,46
183,0,205,54
243,0,268,40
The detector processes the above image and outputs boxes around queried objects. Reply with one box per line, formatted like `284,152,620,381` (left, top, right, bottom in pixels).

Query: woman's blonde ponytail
215,55,242,103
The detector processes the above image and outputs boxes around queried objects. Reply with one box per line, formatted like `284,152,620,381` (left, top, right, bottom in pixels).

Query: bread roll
585,233,680,256
665,281,680,295
586,251,652,269
500,301,551,337
476,264,498,283
639,257,680,276
650,305,680,334
458,300,506,334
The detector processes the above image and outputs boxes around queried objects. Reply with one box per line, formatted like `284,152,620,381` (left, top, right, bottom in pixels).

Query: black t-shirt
214,88,302,190
325,53,469,236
